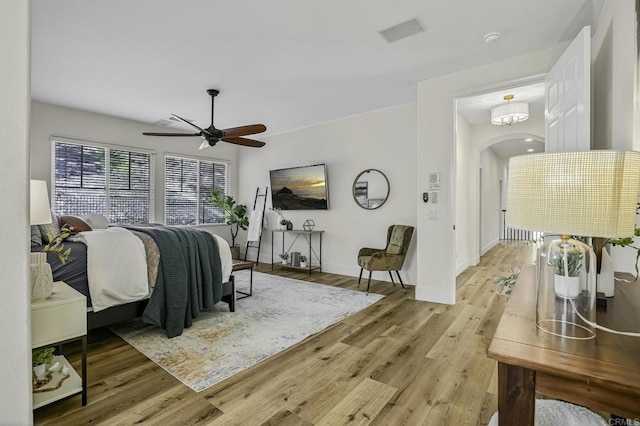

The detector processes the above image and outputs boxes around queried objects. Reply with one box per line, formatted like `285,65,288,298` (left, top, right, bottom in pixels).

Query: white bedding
212,233,233,283
76,227,149,312
75,227,233,312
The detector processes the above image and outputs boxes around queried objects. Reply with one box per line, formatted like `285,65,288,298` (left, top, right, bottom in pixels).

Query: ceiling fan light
491,102,529,126
199,139,210,150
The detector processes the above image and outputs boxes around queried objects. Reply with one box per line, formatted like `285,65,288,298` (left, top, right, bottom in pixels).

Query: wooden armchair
357,224,414,293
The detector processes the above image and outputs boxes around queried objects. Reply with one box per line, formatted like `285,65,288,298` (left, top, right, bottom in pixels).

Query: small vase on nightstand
30,252,54,301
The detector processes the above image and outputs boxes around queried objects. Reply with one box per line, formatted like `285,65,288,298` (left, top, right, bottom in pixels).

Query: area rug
110,272,384,392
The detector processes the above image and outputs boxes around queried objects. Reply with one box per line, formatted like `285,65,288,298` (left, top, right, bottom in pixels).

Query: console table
271,229,324,274
487,265,640,425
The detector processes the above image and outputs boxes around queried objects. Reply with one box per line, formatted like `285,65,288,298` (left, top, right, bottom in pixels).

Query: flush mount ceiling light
491,94,529,126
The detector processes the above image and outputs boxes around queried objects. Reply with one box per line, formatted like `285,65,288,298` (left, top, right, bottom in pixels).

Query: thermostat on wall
429,172,441,190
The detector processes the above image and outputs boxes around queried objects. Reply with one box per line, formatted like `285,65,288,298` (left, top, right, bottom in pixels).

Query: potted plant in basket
299,254,307,268
279,253,289,265
210,188,249,260
32,347,55,378
550,243,583,298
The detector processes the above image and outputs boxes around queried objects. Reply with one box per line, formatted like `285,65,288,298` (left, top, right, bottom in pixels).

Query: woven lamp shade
506,151,640,238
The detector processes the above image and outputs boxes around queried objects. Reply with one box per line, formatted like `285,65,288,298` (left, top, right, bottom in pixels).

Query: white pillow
81,214,110,229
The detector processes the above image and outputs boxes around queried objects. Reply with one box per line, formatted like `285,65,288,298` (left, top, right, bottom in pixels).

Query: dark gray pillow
30,225,42,246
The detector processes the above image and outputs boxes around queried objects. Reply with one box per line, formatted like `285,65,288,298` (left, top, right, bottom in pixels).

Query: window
52,139,154,224
164,155,228,225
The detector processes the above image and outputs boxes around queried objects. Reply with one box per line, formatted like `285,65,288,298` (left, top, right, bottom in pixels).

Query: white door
545,26,591,152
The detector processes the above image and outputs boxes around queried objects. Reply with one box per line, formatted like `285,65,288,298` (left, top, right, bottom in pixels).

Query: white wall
237,103,417,285
0,0,32,422
455,113,472,275
30,101,240,242
592,0,636,151
416,49,557,304
479,148,506,254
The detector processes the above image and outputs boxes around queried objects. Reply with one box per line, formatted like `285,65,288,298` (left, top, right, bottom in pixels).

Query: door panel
545,26,591,152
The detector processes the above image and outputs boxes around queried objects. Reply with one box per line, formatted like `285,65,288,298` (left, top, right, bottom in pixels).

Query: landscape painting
269,164,329,210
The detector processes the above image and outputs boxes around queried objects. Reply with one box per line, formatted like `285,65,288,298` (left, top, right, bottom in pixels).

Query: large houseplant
210,188,249,259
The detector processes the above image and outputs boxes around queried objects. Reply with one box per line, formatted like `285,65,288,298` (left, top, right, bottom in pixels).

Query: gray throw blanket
123,225,222,338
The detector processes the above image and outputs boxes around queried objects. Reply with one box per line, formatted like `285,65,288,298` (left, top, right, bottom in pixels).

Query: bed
32,221,235,338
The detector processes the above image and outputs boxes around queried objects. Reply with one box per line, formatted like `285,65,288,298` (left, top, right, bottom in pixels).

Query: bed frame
87,278,236,330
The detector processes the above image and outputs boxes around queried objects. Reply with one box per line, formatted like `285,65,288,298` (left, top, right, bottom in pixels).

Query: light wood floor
34,241,534,425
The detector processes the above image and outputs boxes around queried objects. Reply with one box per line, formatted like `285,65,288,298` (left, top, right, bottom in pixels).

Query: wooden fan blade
221,124,267,138
143,132,201,137
221,137,266,148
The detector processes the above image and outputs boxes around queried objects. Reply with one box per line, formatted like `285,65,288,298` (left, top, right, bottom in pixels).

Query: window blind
52,140,154,224
165,155,228,225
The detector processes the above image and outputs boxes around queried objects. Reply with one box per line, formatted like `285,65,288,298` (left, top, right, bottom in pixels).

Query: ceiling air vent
379,18,425,43
152,116,195,127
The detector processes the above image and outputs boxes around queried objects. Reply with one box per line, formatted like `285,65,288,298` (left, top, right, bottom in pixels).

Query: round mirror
352,169,390,210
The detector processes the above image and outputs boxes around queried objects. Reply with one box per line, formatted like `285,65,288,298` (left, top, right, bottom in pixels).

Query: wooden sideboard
487,265,640,425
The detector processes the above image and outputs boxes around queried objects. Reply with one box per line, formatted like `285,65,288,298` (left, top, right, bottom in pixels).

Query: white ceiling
458,82,546,160
30,0,602,137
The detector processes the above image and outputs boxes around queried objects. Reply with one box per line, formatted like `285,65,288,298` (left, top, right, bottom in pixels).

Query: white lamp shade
506,151,640,238
491,102,529,125
30,180,52,225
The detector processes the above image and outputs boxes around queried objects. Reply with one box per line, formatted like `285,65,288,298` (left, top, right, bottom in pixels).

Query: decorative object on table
30,180,55,301
279,219,293,230
30,253,55,300
493,267,520,296
269,164,329,210
303,219,315,231
279,252,289,265
210,187,249,260
597,245,615,297
32,356,71,393
32,347,55,378
506,151,640,340
550,246,583,298
110,271,384,392
290,252,300,267
299,254,307,268
607,219,640,285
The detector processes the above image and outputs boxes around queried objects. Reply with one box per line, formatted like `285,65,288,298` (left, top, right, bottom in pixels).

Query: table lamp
506,151,640,340
30,180,55,300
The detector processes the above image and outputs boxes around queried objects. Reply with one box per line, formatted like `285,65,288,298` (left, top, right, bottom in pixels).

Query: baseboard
456,260,470,276
481,239,499,256
415,285,454,305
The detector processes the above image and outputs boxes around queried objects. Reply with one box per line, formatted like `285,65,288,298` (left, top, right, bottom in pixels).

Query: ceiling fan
143,89,266,149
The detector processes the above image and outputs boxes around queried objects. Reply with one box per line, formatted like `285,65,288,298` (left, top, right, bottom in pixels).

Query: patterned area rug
110,271,384,392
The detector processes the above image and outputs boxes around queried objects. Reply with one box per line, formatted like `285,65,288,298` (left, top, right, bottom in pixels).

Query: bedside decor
506,151,640,340
30,180,55,301
32,347,55,378
303,219,315,231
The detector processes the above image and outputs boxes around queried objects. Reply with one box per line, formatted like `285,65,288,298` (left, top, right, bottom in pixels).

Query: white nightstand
31,281,87,409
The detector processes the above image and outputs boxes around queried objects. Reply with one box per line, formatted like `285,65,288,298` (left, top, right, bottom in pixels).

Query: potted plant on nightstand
210,188,249,260
32,347,55,378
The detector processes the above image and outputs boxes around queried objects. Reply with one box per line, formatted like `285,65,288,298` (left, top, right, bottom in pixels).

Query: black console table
271,229,324,275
